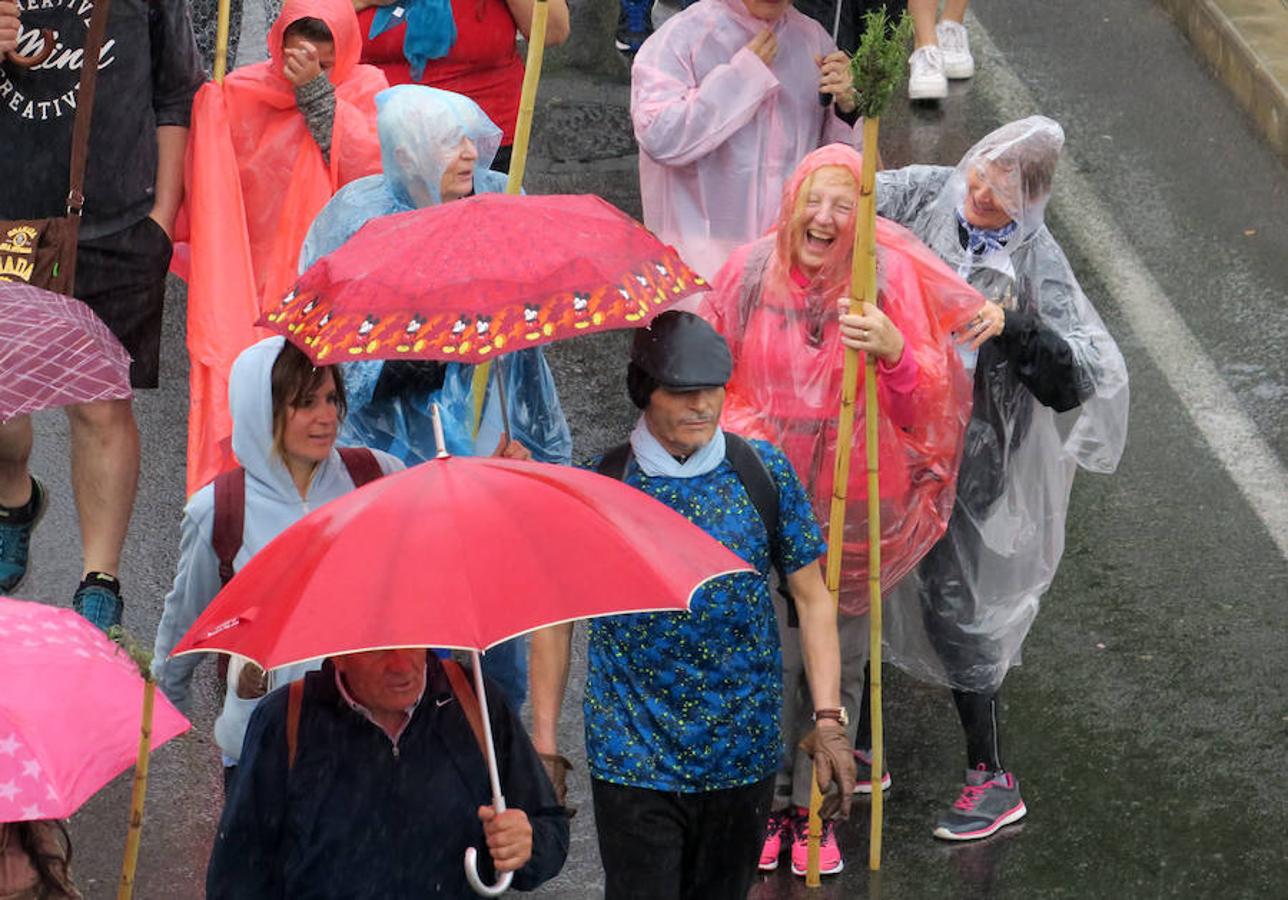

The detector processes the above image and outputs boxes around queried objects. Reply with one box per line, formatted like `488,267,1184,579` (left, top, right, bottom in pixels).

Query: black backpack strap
595,442,633,481
722,434,779,554
723,434,800,628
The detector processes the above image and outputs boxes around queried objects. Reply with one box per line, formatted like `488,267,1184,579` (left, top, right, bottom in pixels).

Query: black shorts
75,216,173,389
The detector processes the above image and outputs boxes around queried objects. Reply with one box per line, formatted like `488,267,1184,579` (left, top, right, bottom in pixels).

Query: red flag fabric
182,0,387,495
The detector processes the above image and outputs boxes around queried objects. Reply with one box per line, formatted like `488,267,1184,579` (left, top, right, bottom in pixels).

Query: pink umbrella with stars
0,597,189,823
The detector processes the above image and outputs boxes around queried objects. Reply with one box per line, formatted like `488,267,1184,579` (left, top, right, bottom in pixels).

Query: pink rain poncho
701,145,982,615
183,0,387,495
631,0,858,282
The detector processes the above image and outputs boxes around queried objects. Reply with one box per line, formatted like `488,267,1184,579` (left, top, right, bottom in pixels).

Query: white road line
967,13,1288,561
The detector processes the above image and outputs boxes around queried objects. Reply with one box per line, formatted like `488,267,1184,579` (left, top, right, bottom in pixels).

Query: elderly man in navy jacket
207,648,569,897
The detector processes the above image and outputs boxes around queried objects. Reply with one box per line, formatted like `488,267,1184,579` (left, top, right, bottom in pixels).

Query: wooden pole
856,116,885,872
808,114,884,883
117,678,156,900
504,0,549,196
473,0,550,437
212,0,233,84
804,778,825,887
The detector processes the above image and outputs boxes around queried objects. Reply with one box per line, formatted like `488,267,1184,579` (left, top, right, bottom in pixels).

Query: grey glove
799,725,857,820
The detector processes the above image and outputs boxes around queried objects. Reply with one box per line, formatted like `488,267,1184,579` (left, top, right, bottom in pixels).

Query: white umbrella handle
463,649,515,897
465,848,514,897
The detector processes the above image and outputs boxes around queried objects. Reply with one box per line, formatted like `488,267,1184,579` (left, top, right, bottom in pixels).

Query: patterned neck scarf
956,208,1018,256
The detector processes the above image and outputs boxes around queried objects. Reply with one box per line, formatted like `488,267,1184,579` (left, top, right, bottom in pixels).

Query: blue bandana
370,1,457,81
956,208,1017,256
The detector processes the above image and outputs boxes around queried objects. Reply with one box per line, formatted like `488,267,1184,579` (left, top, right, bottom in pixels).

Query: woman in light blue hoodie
151,336,403,790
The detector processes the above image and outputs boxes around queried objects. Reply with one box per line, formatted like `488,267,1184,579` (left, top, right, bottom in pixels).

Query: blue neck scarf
955,208,1017,256
371,1,457,81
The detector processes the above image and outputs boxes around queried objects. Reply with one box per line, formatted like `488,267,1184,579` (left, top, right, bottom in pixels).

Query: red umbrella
170,446,751,895
171,455,750,664
259,193,708,366
0,282,133,422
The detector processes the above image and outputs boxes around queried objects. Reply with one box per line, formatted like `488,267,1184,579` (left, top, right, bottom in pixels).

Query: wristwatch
813,707,849,727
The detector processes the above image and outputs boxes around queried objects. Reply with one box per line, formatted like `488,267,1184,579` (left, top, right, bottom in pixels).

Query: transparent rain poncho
631,0,858,283
701,145,981,615
299,85,571,464
875,116,1130,692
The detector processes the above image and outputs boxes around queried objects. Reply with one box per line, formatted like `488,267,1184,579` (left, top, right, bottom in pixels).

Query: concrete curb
1156,0,1288,163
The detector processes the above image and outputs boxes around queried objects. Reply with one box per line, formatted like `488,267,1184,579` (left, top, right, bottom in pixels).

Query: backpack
284,659,486,770
211,447,385,679
596,433,802,626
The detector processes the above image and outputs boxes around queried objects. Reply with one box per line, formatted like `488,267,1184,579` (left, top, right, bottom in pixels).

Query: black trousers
592,776,774,900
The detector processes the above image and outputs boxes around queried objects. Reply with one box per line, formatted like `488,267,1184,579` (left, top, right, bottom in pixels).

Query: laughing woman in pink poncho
701,144,982,877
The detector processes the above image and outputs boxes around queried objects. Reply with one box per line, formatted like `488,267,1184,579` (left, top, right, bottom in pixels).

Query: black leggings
857,665,1005,773
592,777,774,900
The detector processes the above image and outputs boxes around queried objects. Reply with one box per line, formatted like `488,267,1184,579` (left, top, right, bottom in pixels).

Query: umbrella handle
463,648,514,896
464,848,514,897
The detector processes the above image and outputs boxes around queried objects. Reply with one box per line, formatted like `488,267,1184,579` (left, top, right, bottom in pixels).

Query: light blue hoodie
150,337,403,763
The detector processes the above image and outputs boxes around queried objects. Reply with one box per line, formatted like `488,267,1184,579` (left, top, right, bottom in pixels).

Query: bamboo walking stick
504,0,549,197
472,0,549,438
213,0,233,84
806,11,910,881
808,116,881,885
117,677,156,900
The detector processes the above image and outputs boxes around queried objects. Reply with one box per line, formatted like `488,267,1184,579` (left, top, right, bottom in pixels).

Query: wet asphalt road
12,0,1286,897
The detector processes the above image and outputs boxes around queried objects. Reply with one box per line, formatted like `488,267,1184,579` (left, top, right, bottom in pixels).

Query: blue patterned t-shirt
581,438,826,792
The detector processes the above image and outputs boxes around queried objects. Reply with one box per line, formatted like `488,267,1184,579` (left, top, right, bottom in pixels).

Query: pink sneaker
758,810,788,871
789,807,844,876
854,748,892,794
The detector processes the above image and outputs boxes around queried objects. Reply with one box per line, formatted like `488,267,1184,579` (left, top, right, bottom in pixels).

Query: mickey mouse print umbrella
259,193,708,366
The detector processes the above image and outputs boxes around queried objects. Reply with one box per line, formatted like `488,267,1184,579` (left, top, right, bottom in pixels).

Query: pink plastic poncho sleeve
631,0,858,282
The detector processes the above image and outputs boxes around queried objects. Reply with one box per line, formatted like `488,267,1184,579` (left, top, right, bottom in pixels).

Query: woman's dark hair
8,820,76,897
270,342,347,460
282,17,334,45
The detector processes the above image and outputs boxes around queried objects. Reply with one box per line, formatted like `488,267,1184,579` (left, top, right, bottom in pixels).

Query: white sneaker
936,20,975,79
908,46,948,100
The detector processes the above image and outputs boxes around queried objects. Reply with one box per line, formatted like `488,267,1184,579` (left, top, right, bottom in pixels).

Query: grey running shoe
0,477,47,593
933,767,1027,841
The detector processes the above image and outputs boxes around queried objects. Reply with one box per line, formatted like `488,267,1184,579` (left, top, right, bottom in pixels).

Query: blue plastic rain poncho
874,117,1130,693
300,86,572,468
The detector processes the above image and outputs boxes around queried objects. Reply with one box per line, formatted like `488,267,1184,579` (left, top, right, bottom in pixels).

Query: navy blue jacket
206,657,568,898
